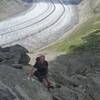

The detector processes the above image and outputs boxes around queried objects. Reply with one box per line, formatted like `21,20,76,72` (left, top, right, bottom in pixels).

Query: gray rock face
49,52,100,100
0,65,52,100
0,45,53,100
0,84,15,100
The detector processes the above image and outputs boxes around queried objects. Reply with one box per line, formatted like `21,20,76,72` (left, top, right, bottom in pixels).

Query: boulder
0,45,30,65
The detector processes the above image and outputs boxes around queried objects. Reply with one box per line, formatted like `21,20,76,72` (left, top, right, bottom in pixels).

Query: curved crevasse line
0,0,48,29
8,0,37,20
0,0,79,50
19,1,78,49
0,0,54,35
12,2,78,49
0,0,65,46
0,0,57,45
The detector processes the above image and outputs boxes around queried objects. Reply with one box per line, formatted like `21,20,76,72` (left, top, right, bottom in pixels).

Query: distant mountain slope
0,0,32,21
42,0,100,53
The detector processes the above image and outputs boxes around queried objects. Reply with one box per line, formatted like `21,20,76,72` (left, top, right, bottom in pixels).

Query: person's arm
45,61,48,73
28,63,37,78
45,61,48,68
33,62,38,68
28,68,34,78
33,62,38,71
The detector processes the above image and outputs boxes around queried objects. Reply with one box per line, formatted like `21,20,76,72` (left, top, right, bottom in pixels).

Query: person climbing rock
28,55,54,90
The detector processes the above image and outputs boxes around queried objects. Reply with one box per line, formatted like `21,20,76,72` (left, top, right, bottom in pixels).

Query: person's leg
45,77,51,86
43,77,54,90
34,72,44,82
42,78,48,87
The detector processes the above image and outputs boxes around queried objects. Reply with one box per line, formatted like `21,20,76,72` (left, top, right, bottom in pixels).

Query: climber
28,55,53,90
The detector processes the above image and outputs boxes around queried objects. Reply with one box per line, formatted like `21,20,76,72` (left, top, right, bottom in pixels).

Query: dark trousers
34,71,47,82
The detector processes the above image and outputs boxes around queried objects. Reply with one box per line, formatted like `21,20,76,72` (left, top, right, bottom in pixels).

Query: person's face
40,56,45,62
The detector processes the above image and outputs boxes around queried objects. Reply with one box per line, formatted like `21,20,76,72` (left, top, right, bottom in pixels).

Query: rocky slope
0,0,100,100
0,65,52,100
0,45,52,100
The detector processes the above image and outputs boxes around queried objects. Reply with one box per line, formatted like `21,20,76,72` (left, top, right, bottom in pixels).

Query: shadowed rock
0,44,30,66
